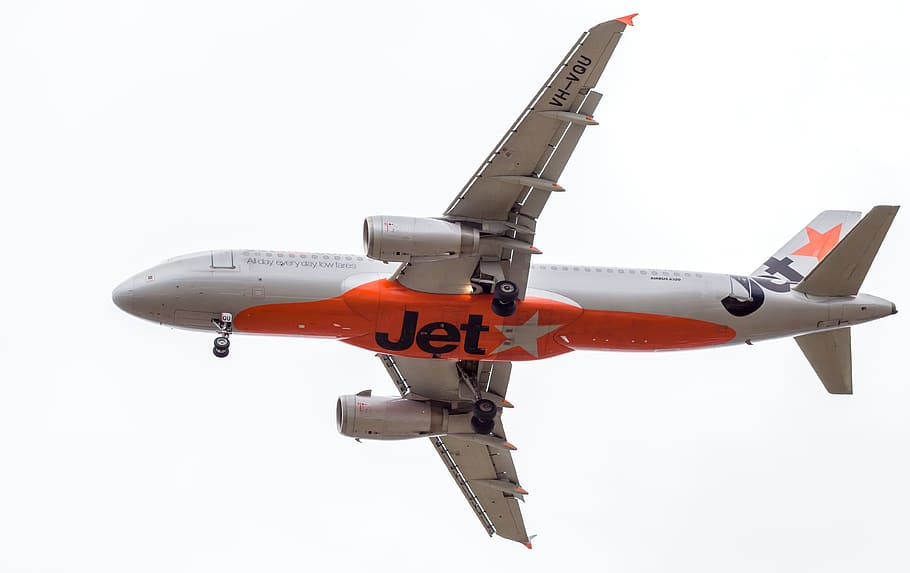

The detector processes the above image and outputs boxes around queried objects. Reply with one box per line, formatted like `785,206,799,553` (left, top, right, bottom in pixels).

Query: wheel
493,280,519,303
214,336,230,350
473,399,497,421
491,298,517,317
471,416,495,435
213,346,229,358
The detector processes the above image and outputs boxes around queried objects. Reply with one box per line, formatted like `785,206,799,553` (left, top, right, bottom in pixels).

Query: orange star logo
792,224,842,261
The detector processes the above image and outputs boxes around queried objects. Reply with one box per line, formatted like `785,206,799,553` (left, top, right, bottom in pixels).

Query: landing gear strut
212,312,233,358
456,363,502,436
491,280,519,317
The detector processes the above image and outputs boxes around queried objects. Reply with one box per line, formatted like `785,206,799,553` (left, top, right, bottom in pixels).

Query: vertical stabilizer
795,328,853,394
752,211,861,283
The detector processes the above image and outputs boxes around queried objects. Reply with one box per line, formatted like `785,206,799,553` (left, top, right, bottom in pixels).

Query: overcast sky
2,1,908,571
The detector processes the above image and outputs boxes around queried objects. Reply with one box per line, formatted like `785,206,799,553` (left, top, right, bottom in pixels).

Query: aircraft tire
491,298,516,317
470,416,495,435
213,346,229,358
214,336,230,350
473,399,497,421
493,280,519,303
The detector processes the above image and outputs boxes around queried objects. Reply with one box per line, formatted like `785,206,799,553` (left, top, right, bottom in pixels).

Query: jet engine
336,393,448,440
363,216,480,263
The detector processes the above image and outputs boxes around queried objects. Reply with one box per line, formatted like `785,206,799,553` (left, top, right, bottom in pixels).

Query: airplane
112,15,899,548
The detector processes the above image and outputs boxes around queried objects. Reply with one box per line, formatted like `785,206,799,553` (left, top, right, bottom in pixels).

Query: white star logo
490,312,562,358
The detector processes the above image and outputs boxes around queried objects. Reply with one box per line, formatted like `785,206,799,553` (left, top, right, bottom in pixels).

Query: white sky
2,1,908,571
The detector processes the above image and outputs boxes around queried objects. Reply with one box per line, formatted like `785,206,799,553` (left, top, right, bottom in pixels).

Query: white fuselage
112,250,895,361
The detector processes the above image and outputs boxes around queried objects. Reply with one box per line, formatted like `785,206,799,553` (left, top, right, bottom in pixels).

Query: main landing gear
491,280,519,317
470,398,498,435
457,362,502,436
212,312,232,358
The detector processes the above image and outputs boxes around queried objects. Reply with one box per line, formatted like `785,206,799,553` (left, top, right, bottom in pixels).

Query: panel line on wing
377,353,411,397
432,437,497,537
444,30,590,214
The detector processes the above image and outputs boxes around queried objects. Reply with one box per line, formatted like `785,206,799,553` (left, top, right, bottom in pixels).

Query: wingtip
524,542,533,550
615,13,638,26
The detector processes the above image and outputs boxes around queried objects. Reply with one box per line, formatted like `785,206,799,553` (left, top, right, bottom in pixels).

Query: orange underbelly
233,279,736,359
556,309,736,351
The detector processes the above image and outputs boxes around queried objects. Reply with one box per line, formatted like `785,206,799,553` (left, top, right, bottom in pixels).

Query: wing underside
395,17,635,297
378,354,530,545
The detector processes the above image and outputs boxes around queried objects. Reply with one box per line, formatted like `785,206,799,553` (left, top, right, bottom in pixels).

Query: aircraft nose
112,277,135,312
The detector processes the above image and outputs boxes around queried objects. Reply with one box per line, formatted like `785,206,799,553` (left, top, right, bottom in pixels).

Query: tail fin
790,205,899,395
752,210,862,282
795,328,852,394
794,205,899,297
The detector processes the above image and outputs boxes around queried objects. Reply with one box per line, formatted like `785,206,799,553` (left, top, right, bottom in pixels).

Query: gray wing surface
377,354,531,545
395,17,634,296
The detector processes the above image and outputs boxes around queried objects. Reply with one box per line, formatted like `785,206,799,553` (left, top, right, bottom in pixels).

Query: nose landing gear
212,312,233,358
491,280,519,317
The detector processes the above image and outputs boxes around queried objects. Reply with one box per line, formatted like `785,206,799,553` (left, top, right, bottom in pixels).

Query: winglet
615,13,638,26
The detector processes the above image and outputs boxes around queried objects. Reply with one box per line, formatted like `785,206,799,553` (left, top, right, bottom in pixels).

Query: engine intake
363,216,480,263
336,394,448,440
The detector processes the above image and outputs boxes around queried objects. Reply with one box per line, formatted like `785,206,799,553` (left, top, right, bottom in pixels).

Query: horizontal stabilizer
795,328,852,394
795,205,899,297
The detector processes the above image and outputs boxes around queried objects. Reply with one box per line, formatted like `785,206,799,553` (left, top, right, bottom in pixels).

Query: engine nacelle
363,216,480,263
336,394,448,440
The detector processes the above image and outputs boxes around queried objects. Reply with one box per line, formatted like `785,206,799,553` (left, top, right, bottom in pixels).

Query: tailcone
842,293,896,325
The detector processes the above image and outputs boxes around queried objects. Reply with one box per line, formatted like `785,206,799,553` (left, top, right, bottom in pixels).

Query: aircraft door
211,250,234,269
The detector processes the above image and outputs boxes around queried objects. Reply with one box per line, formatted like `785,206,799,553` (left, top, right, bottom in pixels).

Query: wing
396,15,636,296
377,354,532,546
